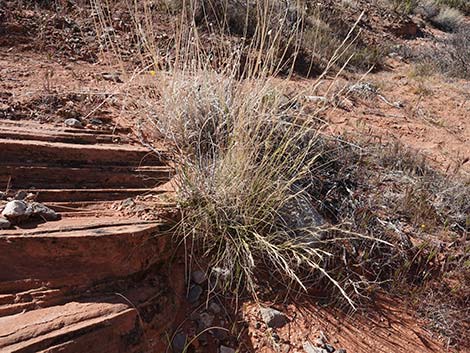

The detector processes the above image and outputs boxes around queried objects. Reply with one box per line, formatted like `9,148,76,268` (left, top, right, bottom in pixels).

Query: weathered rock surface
26,202,59,221
0,119,177,353
260,307,288,328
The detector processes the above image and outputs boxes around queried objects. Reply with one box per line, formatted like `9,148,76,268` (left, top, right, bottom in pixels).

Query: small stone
337,349,347,353
304,342,328,353
325,343,335,353
64,118,83,128
14,190,27,200
208,301,221,314
192,270,207,284
90,118,103,125
187,285,203,304
27,202,59,221
260,307,288,329
0,191,6,200
198,312,214,330
172,332,187,353
305,95,328,104
101,72,123,83
219,345,235,353
1,200,28,220
0,217,11,229
210,326,229,341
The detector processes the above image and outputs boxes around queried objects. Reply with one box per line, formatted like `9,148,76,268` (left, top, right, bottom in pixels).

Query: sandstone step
0,165,172,189
8,188,163,202
0,300,141,353
0,119,127,136
0,139,164,167
0,126,127,144
0,219,171,288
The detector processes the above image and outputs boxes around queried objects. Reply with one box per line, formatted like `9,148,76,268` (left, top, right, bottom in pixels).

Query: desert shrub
145,67,467,307
95,0,467,311
388,0,470,14
414,0,440,18
388,0,420,13
435,25,470,78
152,71,383,306
432,24,470,77
430,6,464,31
436,0,470,14
398,22,470,79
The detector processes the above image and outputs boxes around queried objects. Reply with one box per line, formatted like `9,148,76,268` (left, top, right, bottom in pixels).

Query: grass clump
96,0,468,314
401,23,470,78
154,70,368,305
430,5,464,31
149,69,466,307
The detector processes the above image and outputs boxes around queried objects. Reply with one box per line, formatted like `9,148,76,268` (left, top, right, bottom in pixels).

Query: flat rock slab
0,219,170,288
0,300,139,353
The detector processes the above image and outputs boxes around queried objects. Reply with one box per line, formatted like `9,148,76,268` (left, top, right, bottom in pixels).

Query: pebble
27,202,59,221
209,301,221,314
64,118,83,128
198,311,214,330
210,327,228,341
337,350,347,353
101,72,123,83
187,285,203,304
14,190,27,200
172,332,187,353
192,270,207,284
219,345,236,353
260,307,288,328
0,217,11,229
90,118,103,125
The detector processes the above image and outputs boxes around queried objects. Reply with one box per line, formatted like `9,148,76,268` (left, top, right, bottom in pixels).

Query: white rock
64,118,83,128
304,342,328,353
1,200,28,220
